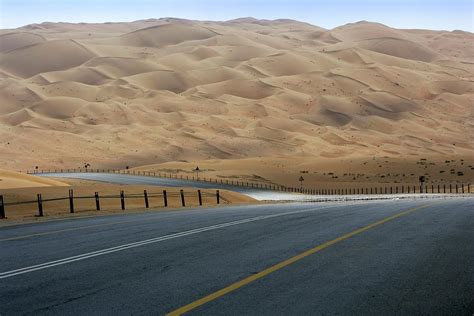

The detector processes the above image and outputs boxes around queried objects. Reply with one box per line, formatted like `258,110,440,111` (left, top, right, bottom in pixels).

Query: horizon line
3,17,473,33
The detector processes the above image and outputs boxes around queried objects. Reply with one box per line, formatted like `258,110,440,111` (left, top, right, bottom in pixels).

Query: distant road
38,172,469,202
39,172,313,201
1,199,473,314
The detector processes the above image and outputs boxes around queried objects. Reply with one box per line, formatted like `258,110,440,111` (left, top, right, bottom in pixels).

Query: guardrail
21,168,473,197
0,189,221,219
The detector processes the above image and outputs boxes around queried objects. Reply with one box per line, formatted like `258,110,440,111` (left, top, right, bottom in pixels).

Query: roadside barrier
0,189,222,219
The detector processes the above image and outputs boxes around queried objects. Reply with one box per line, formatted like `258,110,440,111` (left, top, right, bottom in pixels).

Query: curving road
40,172,303,201
38,172,467,202
1,198,473,315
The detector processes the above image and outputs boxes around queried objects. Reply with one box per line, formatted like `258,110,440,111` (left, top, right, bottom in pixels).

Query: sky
1,0,473,31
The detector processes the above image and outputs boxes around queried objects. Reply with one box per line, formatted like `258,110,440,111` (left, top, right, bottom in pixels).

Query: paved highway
38,172,467,201
40,172,304,201
1,198,473,315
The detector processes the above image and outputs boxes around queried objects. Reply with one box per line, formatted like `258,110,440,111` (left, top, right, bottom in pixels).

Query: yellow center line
166,203,434,315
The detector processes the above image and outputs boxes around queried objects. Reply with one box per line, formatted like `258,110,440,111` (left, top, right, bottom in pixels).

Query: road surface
38,172,467,201
1,198,473,315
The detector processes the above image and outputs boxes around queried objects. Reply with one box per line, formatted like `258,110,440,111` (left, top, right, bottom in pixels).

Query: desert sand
1,18,473,187
0,177,255,221
0,169,68,189
132,156,474,190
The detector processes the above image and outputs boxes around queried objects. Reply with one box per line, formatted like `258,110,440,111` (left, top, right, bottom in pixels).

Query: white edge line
0,203,361,279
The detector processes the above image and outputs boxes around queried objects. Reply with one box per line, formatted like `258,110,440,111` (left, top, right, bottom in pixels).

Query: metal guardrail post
180,189,186,207
37,194,43,217
198,190,202,206
69,189,74,213
163,190,168,207
216,190,220,204
0,195,5,219
120,191,125,210
95,192,100,211
144,190,149,208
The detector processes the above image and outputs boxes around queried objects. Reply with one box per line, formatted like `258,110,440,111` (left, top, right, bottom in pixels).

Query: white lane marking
0,203,361,279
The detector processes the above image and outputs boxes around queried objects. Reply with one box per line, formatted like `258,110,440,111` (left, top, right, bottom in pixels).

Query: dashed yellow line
166,203,433,315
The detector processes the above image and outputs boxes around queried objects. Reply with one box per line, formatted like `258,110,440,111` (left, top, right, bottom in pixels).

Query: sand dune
0,39,96,77
0,32,46,53
330,21,410,41
356,38,439,62
118,23,217,47
0,18,473,185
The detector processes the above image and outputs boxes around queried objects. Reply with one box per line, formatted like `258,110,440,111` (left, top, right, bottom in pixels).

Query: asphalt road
40,172,274,193
40,172,300,201
1,198,473,315
38,172,467,201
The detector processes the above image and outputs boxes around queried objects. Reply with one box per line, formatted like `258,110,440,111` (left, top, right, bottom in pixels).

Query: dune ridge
0,18,473,172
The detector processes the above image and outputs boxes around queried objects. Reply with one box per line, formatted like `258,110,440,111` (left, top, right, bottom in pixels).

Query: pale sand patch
0,169,68,189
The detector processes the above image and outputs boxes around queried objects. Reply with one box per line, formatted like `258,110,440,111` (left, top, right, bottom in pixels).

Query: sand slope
0,169,68,189
0,18,473,174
